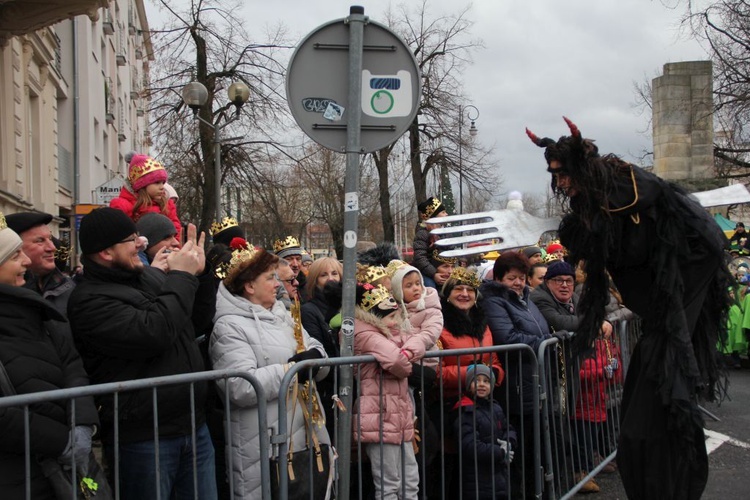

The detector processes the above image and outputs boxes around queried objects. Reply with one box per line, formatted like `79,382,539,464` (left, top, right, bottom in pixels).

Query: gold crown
273,235,301,254
431,249,457,265
216,238,257,280
419,197,444,220
385,259,408,277
54,245,71,263
128,157,165,183
449,267,481,288
356,264,389,284
0,211,7,230
210,217,239,236
359,284,393,312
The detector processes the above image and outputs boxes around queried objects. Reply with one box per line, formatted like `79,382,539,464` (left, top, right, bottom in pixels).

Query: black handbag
0,360,113,499
270,384,332,500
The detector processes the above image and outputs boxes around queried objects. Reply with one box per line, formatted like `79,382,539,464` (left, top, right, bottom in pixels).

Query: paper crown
449,267,481,289
210,217,239,236
273,235,301,254
356,264,389,284
431,249,458,266
358,283,393,312
385,259,408,278
419,197,444,221
0,212,7,230
216,237,257,280
54,244,71,263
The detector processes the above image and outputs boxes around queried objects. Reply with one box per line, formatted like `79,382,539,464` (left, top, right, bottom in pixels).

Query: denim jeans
108,423,217,500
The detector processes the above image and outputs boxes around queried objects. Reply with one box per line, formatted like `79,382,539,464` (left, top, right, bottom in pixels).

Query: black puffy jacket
68,257,207,445
0,284,98,499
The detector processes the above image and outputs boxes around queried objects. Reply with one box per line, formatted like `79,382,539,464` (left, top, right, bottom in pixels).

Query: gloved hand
551,330,574,342
497,439,515,464
58,426,93,475
407,364,437,390
288,349,323,382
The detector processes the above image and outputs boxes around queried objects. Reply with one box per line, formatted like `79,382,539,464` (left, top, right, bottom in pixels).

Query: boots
575,471,600,494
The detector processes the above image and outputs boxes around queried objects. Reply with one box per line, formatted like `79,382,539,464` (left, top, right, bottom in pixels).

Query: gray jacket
209,283,331,498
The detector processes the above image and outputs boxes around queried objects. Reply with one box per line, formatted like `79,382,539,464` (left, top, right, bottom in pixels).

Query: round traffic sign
286,17,421,153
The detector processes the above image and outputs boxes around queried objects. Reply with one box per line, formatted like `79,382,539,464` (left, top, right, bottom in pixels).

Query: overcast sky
145,0,708,197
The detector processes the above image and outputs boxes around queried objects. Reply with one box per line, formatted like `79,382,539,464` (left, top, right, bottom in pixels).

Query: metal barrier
1,318,643,499
0,369,269,500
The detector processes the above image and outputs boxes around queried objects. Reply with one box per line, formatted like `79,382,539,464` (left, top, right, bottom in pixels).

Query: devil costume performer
526,118,730,500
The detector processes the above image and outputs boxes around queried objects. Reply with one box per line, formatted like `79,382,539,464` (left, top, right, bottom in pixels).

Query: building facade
0,0,152,259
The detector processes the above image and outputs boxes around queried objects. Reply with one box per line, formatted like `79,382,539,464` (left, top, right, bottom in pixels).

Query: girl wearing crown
110,153,182,242
209,239,332,498
353,283,420,500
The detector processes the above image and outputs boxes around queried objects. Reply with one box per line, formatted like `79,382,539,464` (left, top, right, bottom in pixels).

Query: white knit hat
0,212,23,265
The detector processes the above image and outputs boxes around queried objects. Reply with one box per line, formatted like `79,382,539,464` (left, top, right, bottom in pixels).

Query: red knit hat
128,154,168,192
546,242,564,254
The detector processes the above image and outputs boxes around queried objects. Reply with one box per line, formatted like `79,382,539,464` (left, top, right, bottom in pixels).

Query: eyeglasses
118,235,138,245
548,277,574,286
275,274,298,284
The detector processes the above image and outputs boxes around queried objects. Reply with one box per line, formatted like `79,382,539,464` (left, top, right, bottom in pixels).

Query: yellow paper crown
0,212,7,230
216,239,257,280
359,284,393,312
431,249,458,266
385,259,408,278
419,197,444,221
273,235,301,254
128,157,165,184
210,217,239,236
449,267,481,289
356,264,389,284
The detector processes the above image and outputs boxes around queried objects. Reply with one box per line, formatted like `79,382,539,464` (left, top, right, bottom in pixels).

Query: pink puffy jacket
353,307,419,445
110,187,182,242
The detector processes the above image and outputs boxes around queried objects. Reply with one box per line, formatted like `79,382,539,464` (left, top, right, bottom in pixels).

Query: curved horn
563,116,581,138
526,128,544,147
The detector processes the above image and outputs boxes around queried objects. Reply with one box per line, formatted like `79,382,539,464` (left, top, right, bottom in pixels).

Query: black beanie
79,208,137,254
212,225,245,246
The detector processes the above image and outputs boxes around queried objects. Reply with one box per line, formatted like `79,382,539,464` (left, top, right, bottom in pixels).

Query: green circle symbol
370,90,394,114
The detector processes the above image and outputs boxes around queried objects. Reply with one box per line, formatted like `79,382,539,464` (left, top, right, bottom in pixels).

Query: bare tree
676,1,750,180
147,0,292,234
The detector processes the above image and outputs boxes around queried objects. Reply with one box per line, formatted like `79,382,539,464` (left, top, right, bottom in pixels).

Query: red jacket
110,187,182,241
438,325,504,401
574,338,622,422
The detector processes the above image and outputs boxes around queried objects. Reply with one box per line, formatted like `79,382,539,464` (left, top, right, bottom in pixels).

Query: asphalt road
593,368,750,499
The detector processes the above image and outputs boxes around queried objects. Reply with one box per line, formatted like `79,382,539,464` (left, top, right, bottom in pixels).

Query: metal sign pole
336,5,366,498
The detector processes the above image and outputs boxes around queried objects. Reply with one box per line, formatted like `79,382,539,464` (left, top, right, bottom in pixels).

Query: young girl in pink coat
110,153,182,242
354,283,421,500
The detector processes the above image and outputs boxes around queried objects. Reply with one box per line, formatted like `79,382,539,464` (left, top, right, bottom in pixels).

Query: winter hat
5,212,53,235
136,213,177,250
390,264,424,303
356,282,398,318
544,260,575,280
273,235,303,259
522,246,542,260
418,197,447,221
545,242,564,255
210,217,245,246
0,212,23,265
465,363,495,388
164,183,179,201
301,253,313,265
128,154,168,192
358,242,401,266
79,207,137,255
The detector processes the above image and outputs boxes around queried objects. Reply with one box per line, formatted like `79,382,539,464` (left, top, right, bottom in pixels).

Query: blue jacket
453,395,517,499
479,280,550,414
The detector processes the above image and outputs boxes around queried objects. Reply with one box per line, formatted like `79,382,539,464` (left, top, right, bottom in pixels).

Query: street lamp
181,80,250,223
458,104,479,214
